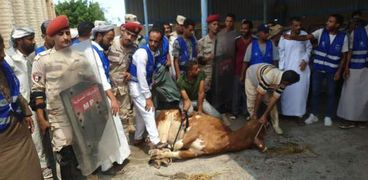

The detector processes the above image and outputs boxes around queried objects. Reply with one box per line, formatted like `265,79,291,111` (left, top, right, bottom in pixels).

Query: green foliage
55,0,106,27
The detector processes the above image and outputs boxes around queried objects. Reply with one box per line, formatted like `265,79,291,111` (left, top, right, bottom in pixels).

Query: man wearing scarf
92,24,115,81
5,27,35,102
0,33,42,180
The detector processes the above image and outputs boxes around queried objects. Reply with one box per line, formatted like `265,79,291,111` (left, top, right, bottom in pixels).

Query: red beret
206,14,220,23
46,15,70,36
121,22,143,35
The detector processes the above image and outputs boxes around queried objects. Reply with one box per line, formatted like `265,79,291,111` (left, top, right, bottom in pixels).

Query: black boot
57,146,86,180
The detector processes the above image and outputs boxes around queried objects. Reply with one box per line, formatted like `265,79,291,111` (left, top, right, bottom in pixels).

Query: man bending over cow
177,61,222,119
245,63,300,130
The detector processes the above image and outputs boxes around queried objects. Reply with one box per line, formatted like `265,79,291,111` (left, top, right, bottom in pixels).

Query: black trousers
57,146,86,180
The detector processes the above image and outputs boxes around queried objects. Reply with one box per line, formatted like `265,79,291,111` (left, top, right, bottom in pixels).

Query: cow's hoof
148,149,160,156
148,142,168,150
254,138,267,153
149,148,172,159
149,159,161,169
161,158,172,167
156,142,169,149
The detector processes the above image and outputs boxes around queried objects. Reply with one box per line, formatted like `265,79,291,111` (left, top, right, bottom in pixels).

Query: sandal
338,123,355,129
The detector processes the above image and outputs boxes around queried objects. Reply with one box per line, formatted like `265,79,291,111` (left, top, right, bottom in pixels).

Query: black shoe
132,139,145,146
102,163,126,175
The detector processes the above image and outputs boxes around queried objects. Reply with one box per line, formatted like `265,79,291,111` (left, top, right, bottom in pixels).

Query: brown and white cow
149,109,266,167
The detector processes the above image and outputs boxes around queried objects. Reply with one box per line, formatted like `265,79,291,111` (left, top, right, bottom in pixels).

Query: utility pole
201,0,208,37
143,0,149,36
263,0,267,23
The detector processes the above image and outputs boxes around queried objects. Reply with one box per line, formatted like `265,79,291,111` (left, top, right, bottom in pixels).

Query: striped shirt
247,63,285,98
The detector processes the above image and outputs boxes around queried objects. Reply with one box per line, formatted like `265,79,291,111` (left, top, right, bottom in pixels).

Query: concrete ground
94,116,368,180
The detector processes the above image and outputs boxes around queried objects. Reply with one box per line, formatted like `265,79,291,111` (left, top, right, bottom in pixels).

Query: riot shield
210,30,237,111
51,41,120,175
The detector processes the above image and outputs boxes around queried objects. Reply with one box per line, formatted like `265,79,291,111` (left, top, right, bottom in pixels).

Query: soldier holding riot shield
31,15,86,179
31,15,123,179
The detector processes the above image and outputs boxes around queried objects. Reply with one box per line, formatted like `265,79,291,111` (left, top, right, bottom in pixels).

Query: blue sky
55,0,126,25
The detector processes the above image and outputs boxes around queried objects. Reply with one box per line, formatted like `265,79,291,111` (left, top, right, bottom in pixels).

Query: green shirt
177,71,206,100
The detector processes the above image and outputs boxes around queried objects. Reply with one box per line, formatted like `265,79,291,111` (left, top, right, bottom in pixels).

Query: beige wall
0,0,56,48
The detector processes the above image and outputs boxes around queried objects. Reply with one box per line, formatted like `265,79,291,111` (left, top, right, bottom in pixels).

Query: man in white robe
73,27,130,174
337,19,368,127
279,17,312,118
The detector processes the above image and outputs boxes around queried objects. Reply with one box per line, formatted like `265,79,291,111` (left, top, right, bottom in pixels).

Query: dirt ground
94,116,368,180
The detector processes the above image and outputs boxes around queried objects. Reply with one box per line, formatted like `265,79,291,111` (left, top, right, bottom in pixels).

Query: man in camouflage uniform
172,18,197,79
197,14,219,92
108,22,142,138
31,15,87,179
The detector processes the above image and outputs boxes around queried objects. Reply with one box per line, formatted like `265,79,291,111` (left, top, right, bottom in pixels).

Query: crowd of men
0,9,367,180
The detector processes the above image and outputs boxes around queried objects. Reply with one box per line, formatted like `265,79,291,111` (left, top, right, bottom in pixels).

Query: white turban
11,27,35,40
92,24,115,38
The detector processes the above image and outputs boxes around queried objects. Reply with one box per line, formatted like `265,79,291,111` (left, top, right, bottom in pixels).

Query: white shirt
129,47,159,99
312,28,349,53
5,48,32,101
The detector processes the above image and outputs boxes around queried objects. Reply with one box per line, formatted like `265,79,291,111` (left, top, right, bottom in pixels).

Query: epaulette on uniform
198,36,206,43
34,49,52,61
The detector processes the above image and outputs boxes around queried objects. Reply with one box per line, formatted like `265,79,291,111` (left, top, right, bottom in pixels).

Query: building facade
0,0,56,48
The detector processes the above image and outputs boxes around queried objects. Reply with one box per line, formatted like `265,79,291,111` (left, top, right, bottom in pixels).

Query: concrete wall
0,0,56,48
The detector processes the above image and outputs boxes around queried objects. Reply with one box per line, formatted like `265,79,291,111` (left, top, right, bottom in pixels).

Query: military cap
121,22,143,35
46,15,70,36
206,14,220,23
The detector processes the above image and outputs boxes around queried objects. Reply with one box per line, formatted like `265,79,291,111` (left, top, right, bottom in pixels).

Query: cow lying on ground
149,109,266,168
